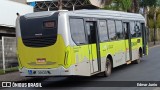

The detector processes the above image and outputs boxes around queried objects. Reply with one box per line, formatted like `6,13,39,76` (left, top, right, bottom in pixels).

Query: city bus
16,10,148,77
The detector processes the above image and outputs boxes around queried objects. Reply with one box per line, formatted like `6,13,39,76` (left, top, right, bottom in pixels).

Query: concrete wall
10,0,27,4
0,0,33,27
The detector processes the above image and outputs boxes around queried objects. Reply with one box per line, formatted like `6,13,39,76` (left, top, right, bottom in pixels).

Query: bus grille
22,37,57,47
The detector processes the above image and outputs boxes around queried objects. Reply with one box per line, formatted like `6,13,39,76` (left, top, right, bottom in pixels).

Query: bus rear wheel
104,58,112,77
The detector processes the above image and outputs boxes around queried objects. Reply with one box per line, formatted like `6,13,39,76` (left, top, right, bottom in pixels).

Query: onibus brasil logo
2,82,42,87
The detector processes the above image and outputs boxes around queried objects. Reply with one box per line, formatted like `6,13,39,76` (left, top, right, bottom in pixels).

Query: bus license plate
37,70,48,74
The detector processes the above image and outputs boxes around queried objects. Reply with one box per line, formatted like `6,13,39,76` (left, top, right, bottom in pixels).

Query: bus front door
141,23,147,55
123,22,132,62
86,21,101,73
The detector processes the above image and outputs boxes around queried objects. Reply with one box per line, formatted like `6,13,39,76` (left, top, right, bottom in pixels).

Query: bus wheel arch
107,54,113,68
103,54,113,77
134,47,142,64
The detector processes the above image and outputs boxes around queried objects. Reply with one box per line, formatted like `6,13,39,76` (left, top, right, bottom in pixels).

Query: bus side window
86,22,97,44
70,18,87,45
136,22,141,37
115,20,123,39
98,20,109,42
130,22,136,38
123,23,129,39
107,20,117,40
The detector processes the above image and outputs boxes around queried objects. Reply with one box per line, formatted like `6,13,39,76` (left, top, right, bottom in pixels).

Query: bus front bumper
19,66,75,76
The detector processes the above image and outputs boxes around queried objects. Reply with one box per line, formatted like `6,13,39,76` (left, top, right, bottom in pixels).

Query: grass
0,70,4,74
0,67,18,75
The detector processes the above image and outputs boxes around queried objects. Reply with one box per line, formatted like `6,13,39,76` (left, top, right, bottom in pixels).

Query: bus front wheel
104,58,112,77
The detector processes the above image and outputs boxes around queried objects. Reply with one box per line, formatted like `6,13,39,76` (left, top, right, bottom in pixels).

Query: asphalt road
2,45,160,90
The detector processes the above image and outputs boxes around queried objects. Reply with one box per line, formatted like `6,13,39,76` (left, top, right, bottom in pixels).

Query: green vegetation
0,70,4,74
0,67,18,75
104,0,132,12
103,0,160,42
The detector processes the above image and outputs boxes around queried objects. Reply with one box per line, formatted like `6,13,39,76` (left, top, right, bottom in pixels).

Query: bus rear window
43,21,55,28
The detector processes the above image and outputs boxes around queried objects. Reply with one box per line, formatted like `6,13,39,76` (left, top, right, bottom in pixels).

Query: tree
121,0,132,12
58,0,62,10
156,8,160,28
104,0,113,5
139,0,157,7
139,0,158,44
104,0,132,12
139,0,157,21
153,0,160,44
131,0,139,13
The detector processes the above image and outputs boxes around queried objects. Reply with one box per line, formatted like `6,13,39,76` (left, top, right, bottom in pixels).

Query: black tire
134,51,142,64
104,58,112,77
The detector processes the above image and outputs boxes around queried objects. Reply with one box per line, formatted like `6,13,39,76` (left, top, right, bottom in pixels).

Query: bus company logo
35,33,43,37
2,82,11,87
28,70,33,74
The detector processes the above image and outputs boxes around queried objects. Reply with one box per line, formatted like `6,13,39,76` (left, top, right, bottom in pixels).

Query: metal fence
0,40,2,69
0,36,18,73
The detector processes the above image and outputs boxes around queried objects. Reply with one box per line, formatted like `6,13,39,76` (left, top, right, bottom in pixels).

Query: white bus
16,10,148,77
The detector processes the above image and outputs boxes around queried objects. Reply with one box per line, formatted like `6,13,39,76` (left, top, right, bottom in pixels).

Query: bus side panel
113,40,126,67
100,40,126,68
131,38,143,61
70,45,91,76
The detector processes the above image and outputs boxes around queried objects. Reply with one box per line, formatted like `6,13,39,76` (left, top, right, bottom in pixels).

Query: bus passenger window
130,22,136,38
98,20,109,42
123,23,129,39
86,22,97,44
115,21,123,39
107,20,117,40
70,18,87,45
136,22,141,37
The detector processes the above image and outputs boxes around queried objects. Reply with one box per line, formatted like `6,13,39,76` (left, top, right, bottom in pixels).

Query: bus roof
23,9,145,21
67,10,145,21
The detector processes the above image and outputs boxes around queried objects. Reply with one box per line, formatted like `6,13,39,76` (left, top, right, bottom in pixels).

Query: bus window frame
115,20,125,40
69,16,145,45
122,21,129,40
69,17,88,46
107,19,117,41
123,20,144,39
130,21,136,38
135,21,142,38
97,19,109,43
83,17,100,44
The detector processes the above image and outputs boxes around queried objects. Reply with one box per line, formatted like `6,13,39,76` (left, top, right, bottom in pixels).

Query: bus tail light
64,51,69,65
